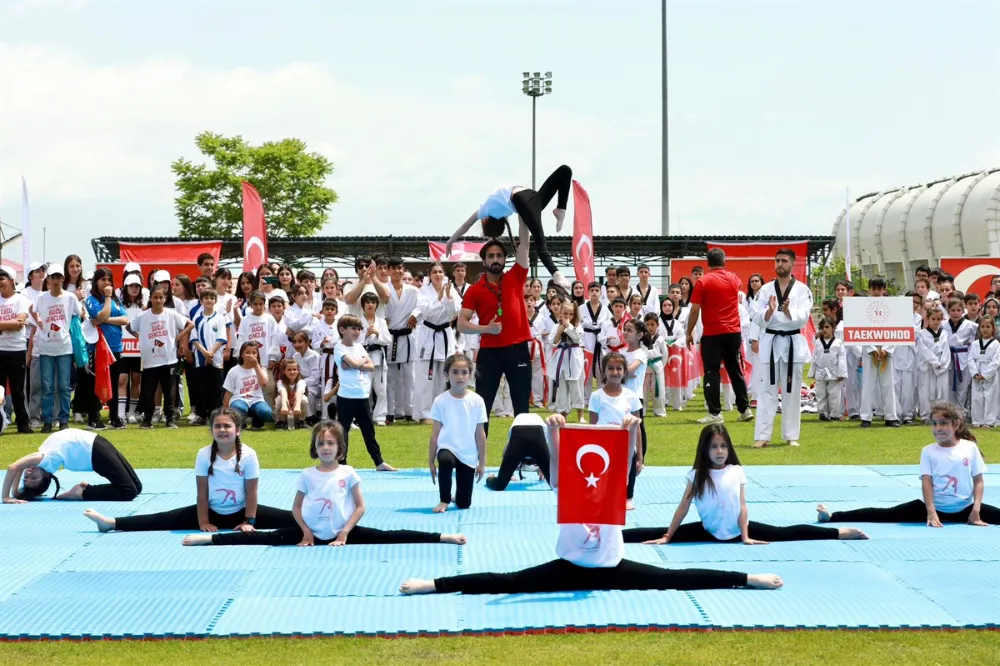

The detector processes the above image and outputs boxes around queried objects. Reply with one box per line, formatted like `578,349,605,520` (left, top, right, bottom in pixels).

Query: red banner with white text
118,241,221,264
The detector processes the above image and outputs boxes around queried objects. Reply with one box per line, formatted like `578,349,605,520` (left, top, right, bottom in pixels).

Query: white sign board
842,297,916,346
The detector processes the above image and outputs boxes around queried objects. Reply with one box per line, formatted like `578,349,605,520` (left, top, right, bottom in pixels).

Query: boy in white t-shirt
429,353,487,512
333,315,395,471
30,266,82,432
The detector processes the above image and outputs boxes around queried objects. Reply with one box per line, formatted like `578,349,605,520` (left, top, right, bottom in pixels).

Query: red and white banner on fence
427,241,486,262
119,241,221,264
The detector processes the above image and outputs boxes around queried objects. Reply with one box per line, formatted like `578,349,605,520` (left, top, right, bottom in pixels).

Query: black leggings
486,424,550,491
211,524,442,546
336,396,384,466
79,436,143,502
509,165,572,275
114,504,295,532
138,365,174,421
826,499,1000,524
627,402,647,500
623,521,839,543
433,558,749,595
437,449,475,508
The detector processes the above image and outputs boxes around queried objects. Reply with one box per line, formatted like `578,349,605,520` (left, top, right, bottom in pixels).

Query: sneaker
737,409,754,422
165,420,178,429
29,419,43,429
275,421,287,430
127,413,138,424
818,414,829,422
73,413,85,424
190,416,206,426
41,423,52,434
58,423,69,431
140,420,153,429
110,419,126,430
884,420,901,428
89,419,107,431
860,420,871,428
697,414,724,425
187,412,198,424
17,423,33,434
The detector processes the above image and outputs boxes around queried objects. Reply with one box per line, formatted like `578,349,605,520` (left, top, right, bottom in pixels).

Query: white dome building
832,167,1000,288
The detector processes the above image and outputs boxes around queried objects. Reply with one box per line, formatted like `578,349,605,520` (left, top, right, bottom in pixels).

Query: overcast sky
2,0,998,269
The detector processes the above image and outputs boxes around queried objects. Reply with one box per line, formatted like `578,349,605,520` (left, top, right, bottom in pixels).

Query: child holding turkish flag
399,405,783,596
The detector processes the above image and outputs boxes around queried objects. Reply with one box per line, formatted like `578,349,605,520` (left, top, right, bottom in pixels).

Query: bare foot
746,574,783,590
83,508,115,532
752,440,769,449
376,462,397,472
816,504,832,523
625,500,635,511
56,482,88,501
432,502,449,513
838,527,867,540
440,533,467,545
182,534,213,546
400,578,436,595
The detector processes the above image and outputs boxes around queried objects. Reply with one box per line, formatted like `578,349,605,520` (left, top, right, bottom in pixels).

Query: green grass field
2,402,998,664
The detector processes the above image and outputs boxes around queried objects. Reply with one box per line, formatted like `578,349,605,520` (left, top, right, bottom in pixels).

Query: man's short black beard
487,262,505,274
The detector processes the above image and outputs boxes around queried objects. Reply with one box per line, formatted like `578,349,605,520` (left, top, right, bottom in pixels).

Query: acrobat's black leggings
433,558,749,595
211,524,442,546
825,500,1000,524
114,504,296,531
80,436,143,501
510,164,572,275
623,521,839,543
486,424,551,491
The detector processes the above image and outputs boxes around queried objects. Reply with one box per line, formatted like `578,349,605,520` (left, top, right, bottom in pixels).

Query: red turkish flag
242,181,269,274
557,425,629,525
94,329,114,404
572,181,595,282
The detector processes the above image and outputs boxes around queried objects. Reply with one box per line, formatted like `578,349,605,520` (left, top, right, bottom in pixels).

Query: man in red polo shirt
686,248,753,425
460,228,533,434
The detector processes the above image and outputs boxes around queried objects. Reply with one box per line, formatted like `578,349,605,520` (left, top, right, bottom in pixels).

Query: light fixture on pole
522,71,553,189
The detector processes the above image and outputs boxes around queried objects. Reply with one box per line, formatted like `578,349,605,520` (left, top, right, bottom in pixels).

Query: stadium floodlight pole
522,71,553,190
662,0,669,236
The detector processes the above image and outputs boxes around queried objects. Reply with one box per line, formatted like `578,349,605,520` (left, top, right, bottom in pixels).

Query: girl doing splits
447,165,572,284
400,414,783,596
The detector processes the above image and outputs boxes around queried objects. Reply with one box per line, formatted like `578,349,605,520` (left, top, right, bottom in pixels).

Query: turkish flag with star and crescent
242,181,269,274
557,425,629,526
572,180,595,282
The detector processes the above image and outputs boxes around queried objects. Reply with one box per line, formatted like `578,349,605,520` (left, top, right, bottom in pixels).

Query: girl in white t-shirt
429,353,488,513
818,402,998,526
84,408,296,533
184,421,466,547
624,424,866,544
222,341,273,429
29,267,82,430
400,412,782,596
622,320,650,506
128,286,193,429
275,358,307,430
3,429,141,502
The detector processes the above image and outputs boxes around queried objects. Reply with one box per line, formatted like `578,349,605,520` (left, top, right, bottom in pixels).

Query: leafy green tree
172,132,338,238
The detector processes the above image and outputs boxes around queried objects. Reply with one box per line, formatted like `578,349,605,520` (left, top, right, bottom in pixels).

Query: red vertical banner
557,425,629,525
572,181,595,282
242,181,268,274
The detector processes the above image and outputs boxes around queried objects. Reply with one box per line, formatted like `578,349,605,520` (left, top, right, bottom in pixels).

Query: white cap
124,262,141,273
0,265,16,280
28,261,46,274
46,263,64,276
153,270,171,283
124,274,142,287
81,319,99,345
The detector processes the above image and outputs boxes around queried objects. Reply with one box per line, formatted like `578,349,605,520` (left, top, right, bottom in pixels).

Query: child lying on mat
819,402,998,527
183,420,466,547
622,424,867,545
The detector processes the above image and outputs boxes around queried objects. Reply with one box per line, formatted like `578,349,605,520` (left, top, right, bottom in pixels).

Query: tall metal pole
531,95,537,189
661,0,669,236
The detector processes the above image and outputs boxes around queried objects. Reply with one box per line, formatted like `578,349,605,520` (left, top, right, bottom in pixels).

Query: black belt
365,343,386,355
584,326,602,377
423,321,451,380
765,328,801,392
389,327,412,363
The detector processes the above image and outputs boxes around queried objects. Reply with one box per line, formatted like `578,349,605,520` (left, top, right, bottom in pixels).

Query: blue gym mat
1,465,997,639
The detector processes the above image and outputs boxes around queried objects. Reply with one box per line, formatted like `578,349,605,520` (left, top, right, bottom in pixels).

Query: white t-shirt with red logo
296,464,361,540
194,443,260,515
32,292,81,356
223,365,265,406
0,292,30,352
918,439,987,513
131,308,190,369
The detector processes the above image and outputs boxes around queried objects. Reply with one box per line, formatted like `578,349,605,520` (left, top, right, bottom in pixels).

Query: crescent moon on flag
667,353,683,367
575,234,593,259
575,443,610,476
246,237,265,263
953,264,1000,294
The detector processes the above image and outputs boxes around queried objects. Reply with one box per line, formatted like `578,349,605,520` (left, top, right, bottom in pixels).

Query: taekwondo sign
842,297,916,346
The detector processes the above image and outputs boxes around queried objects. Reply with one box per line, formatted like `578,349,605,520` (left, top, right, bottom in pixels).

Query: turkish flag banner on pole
572,181,595,282
557,425,629,526
242,181,269,274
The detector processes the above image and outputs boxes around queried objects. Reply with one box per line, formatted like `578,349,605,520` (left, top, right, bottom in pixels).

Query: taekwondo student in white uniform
892,302,923,424
385,259,420,423
808,319,847,421
580,284,610,406
915,310,951,422
413,269,461,422
752,251,812,447
943,304,977,408
968,331,1000,427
